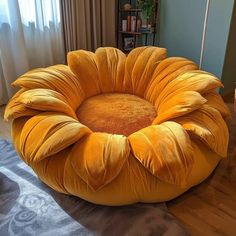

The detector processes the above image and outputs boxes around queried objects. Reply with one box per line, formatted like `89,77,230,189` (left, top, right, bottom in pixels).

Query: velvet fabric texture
4,46,230,205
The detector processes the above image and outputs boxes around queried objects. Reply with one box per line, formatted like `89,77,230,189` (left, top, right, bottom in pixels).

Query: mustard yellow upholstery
4,47,230,206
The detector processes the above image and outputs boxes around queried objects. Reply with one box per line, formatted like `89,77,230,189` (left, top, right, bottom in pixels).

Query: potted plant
137,0,154,28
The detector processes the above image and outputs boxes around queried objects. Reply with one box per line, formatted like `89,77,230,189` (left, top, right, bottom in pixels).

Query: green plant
137,0,154,19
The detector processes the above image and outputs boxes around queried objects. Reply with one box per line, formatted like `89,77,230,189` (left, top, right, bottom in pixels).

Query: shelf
139,30,155,34
120,31,154,35
120,31,141,35
119,9,142,12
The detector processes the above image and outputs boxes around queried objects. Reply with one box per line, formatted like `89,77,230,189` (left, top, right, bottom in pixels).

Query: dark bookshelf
117,0,159,52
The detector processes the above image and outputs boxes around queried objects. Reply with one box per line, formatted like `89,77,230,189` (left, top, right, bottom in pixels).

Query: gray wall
201,0,234,78
159,0,234,82
159,0,206,64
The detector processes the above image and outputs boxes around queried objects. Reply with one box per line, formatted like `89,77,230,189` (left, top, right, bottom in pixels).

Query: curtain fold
0,0,64,105
60,0,117,53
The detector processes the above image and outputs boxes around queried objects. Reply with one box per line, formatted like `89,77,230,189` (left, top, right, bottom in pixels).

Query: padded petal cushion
204,90,231,118
70,132,130,191
154,70,223,109
129,121,194,186
12,116,31,156
19,112,91,163
68,50,101,97
153,91,207,124
10,88,76,119
145,58,198,104
4,89,40,120
95,47,127,93
12,65,84,110
173,105,228,157
124,46,167,97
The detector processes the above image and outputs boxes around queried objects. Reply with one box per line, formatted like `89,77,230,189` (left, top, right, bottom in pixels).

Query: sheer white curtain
0,0,65,105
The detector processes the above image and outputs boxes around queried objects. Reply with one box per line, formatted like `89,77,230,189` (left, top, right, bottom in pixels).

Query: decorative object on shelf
124,37,135,51
117,0,159,52
137,15,142,30
139,26,152,33
123,3,132,10
137,0,154,27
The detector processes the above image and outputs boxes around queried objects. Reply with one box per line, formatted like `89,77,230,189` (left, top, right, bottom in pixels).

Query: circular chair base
30,138,221,206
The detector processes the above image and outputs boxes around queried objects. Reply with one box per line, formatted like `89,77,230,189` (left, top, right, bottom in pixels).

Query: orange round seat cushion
77,93,156,136
4,47,230,205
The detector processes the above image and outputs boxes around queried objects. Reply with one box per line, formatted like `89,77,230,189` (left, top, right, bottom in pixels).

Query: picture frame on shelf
124,37,135,51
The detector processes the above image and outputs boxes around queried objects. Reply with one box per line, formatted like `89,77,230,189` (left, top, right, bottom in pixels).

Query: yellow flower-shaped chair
5,47,230,206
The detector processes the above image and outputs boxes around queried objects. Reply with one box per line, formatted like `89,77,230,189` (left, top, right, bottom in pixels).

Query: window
0,0,61,28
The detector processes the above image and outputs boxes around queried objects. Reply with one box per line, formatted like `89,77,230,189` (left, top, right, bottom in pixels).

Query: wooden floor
168,104,236,235
1,105,236,235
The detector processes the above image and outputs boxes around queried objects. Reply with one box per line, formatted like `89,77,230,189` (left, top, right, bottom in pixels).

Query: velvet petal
145,58,198,104
67,50,101,97
124,46,167,97
19,112,91,163
173,105,229,157
155,70,223,109
129,121,194,186
95,47,127,93
69,132,130,191
4,89,39,120
204,90,231,118
12,65,85,110
14,88,76,119
153,91,206,124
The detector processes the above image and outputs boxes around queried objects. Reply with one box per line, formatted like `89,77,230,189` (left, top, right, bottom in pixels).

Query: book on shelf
131,16,136,32
127,15,131,31
122,20,128,31
126,15,138,32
